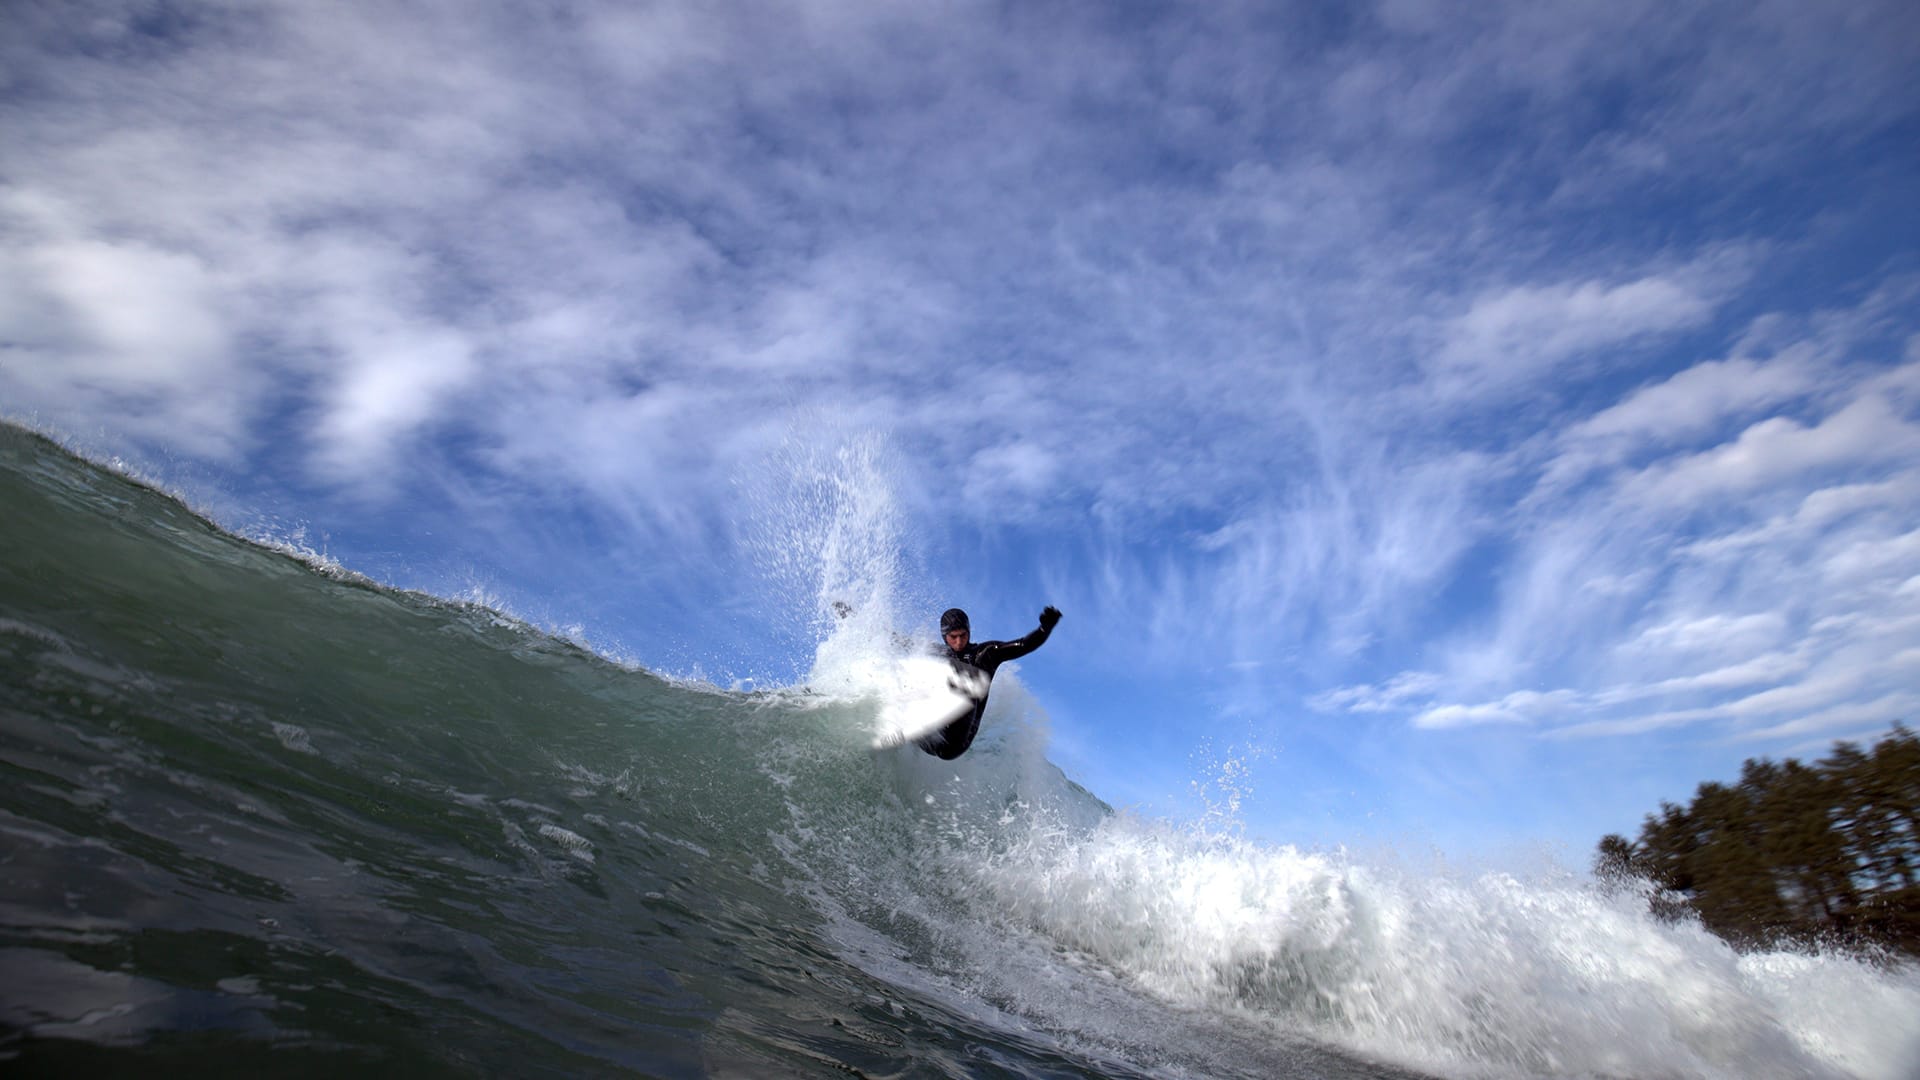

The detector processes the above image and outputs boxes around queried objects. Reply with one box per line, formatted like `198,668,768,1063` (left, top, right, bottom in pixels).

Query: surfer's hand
1039,606,1062,630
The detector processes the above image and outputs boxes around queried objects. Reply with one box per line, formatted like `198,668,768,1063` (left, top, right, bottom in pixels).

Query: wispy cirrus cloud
1327,303,1920,751
1428,259,1742,402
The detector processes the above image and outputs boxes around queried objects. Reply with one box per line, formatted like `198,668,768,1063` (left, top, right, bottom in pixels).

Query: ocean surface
2,421,1917,1079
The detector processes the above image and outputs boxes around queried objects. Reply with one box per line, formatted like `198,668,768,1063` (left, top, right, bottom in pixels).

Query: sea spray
878,722,1920,1079
735,426,932,684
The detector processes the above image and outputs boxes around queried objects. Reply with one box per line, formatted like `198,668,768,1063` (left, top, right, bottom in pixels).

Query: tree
1595,724,1920,956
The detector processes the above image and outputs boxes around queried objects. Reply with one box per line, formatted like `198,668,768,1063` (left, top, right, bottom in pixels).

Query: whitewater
1,420,1915,1078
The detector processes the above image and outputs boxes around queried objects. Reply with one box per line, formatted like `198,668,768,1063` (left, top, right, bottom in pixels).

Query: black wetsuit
916,622,1054,760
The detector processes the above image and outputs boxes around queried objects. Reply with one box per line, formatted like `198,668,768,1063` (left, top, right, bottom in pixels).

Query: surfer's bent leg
917,701,985,760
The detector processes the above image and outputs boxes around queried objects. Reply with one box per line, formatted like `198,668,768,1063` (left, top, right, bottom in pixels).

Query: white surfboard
872,655,989,749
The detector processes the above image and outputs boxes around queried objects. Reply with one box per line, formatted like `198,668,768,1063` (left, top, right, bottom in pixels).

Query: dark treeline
1596,724,1920,957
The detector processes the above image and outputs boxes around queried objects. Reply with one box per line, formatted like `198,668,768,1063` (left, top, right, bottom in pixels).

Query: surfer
918,605,1062,760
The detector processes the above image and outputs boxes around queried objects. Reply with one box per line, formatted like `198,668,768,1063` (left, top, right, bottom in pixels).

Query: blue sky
5,0,1918,861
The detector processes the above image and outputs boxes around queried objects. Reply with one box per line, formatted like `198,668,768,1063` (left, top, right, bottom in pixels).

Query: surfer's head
940,608,970,650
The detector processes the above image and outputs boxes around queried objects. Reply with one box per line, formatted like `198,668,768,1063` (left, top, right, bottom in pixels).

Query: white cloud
36,240,230,381
0,204,255,458
1577,354,1814,444
1717,649,1919,723
1537,352,1818,494
1596,651,1811,704
310,328,476,482
1323,299,1920,754
1310,671,1444,714
962,440,1060,515
1738,690,1920,743
1413,689,1578,730
1676,471,1920,562
1619,612,1788,660
1432,269,1724,398
1624,393,1920,510
1821,526,1920,585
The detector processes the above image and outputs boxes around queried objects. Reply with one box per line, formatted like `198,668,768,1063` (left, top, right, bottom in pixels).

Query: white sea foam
780,677,1919,1080
937,736,1920,1080
270,722,315,755
538,824,596,863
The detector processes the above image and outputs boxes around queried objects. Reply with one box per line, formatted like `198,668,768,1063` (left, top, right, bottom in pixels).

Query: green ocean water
3,422,1917,1079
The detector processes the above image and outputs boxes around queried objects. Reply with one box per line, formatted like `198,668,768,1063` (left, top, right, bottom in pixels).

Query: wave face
2,421,1917,1079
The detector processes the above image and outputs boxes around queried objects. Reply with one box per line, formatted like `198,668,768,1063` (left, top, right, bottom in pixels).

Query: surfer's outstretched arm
973,606,1062,672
